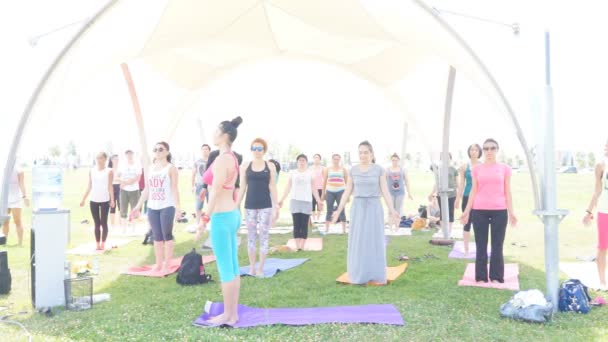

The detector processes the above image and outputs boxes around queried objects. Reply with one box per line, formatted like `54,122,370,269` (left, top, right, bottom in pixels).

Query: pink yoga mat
458,263,519,290
124,255,216,277
286,238,323,251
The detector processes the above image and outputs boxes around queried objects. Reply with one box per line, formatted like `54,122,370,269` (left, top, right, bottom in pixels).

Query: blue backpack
558,279,592,313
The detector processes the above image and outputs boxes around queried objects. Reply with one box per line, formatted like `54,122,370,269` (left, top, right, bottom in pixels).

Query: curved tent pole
0,0,119,225
412,0,541,211
121,63,152,172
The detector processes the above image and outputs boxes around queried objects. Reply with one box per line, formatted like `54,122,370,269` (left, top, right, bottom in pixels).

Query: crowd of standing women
4,116,608,324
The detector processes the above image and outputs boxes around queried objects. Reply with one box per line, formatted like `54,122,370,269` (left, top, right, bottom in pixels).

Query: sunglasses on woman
153,147,165,152
251,146,264,152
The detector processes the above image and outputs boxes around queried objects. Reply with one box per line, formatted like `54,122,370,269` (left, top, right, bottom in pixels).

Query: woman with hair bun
201,117,244,326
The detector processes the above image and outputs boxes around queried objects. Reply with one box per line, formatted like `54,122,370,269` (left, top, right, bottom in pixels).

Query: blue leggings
211,209,241,283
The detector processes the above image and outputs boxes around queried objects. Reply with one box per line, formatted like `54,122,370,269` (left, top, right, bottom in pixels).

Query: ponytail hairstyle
156,141,172,163
108,154,118,168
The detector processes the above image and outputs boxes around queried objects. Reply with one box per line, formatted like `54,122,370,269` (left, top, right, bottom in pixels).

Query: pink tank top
313,166,324,190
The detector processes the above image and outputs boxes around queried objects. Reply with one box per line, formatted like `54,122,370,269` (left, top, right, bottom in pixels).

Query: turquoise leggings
210,209,241,282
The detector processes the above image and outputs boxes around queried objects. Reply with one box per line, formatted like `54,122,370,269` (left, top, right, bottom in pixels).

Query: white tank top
90,167,111,203
147,164,175,210
291,169,313,202
600,161,608,214
8,168,23,204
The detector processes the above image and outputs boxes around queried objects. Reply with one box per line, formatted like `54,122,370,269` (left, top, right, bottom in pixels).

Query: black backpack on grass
176,249,211,285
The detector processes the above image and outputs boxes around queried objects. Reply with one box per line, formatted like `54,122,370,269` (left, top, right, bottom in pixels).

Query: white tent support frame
1,0,559,306
439,66,456,239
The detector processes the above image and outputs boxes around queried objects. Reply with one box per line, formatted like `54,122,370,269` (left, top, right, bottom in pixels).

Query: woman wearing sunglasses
582,139,608,290
236,138,279,277
132,142,180,273
461,138,517,283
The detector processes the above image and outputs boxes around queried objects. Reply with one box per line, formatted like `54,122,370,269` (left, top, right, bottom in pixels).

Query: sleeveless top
202,152,239,190
90,167,111,203
147,164,175,210
245,161,272,209
291,169,313,202
351,164,383,198
326,168,346,192
600,161,608,214
7,168,23,204
386,167,405,196
112,167,120,185
313,166,324,190
463,164,473,197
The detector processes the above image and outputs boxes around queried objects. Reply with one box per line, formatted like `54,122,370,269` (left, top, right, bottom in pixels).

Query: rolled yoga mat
194,302,405,328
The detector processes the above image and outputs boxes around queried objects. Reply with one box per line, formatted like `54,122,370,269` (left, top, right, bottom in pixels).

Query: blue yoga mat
239,258,309,278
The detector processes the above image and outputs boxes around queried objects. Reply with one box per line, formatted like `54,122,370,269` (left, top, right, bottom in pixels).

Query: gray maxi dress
348,164,387,284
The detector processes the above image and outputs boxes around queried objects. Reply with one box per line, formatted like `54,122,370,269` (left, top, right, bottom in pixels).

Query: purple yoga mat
193,302,405,328
448,241,491,259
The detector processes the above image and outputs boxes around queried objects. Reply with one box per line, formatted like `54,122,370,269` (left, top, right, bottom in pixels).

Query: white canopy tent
2,0,560,305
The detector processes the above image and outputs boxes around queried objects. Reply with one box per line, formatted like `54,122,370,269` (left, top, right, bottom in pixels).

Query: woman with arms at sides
236,138,279,276
278,154,323,251
332,141,399,284
201,117,244,326
461,138,517,283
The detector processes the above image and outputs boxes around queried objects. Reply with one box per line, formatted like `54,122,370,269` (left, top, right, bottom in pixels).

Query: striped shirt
326,168,346,192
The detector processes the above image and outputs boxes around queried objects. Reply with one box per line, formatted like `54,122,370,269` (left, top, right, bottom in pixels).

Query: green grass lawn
1,168,606,341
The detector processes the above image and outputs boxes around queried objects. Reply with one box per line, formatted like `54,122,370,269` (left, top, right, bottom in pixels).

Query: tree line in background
33,140,598,171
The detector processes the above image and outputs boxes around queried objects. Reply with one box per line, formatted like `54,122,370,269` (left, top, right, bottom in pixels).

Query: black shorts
312,189,323,211
437,196,456,223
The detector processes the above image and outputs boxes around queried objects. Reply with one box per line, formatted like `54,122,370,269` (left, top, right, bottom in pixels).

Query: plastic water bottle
32,166,63,211
92,257,99,275
92,293,111,304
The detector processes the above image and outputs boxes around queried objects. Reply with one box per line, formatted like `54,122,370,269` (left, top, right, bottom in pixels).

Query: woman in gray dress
332,141,400,284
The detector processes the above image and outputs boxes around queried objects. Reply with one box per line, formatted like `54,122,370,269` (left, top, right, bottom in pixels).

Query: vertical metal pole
541,31,561,311
121,63,151,171
440,66,457,239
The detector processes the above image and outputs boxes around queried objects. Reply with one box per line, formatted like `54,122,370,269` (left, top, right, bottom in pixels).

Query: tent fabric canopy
2,0,541,215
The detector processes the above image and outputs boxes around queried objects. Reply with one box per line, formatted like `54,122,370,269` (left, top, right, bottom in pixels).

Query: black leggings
461,196,472,232
292,213,310,239
471,209,508,282
110,184,120,214
90,201,110,242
